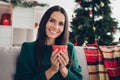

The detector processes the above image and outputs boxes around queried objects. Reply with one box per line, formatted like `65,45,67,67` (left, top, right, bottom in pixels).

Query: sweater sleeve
14,43,47,80
64,43,83,80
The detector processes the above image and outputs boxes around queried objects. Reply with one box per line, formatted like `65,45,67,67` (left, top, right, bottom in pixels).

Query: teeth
50,29,57,34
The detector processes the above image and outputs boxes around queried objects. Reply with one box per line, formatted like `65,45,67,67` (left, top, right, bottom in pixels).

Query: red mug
52,45,67,51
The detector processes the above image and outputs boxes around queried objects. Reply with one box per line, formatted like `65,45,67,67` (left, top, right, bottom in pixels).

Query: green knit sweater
14,42,82,80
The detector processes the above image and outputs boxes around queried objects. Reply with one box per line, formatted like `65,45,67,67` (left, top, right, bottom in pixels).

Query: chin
47,35,57,39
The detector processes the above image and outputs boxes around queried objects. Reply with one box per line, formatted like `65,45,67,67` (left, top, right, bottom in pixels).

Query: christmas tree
69,0,118,46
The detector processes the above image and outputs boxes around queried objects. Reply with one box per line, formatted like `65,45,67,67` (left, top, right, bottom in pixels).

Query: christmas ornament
72,13,77,21
78,25,81,30
85,7,88,11
100,1,104,7
72,17,77,21
92,26,96,31
94,7,97,11
88,7,92,10
88,10,92,17
107,32,111,35
89,14,93,17
88,10,92,14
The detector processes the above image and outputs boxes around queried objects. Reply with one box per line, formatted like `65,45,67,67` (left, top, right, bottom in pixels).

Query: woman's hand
45,49,60,80
50,49,60,73
58,49,69,78
58,49,69,69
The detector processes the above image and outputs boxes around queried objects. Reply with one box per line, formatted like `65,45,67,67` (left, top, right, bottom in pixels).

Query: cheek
46,22,51,31
46,22,50,29
60,27,64,33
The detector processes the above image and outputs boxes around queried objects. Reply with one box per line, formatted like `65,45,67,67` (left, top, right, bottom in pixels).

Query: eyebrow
50,17,64,24
49,17,55,21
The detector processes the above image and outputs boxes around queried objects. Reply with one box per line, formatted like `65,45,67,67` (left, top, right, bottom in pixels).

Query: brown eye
49,18,55,23
59,22,64,26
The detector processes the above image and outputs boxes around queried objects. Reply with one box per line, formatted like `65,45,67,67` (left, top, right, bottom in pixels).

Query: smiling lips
49,28,58,34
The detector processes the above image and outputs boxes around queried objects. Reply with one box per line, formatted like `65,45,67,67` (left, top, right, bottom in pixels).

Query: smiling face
45,11,65,44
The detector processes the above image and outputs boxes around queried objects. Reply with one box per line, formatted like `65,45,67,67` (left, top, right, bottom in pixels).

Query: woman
14,5,82,80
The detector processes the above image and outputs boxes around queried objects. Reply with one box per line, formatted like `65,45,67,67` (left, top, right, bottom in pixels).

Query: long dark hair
34,5,71,72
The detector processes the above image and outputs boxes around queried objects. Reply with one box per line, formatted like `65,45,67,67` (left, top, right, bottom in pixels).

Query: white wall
36,0,75,21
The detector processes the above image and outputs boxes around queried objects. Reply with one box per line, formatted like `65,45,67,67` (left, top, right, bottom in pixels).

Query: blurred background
0,0,120,46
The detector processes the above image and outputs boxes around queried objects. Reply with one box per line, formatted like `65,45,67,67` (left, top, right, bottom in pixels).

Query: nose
53,23,59,30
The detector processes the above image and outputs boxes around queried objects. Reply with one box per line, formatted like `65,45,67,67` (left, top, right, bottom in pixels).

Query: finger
58,53,66,66
51,55,59,66
54,57,59,65
60,51,69,64
62,49,68,56
58,55,63,67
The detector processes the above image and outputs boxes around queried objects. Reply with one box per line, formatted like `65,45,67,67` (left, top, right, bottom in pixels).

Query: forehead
50,11,65,22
